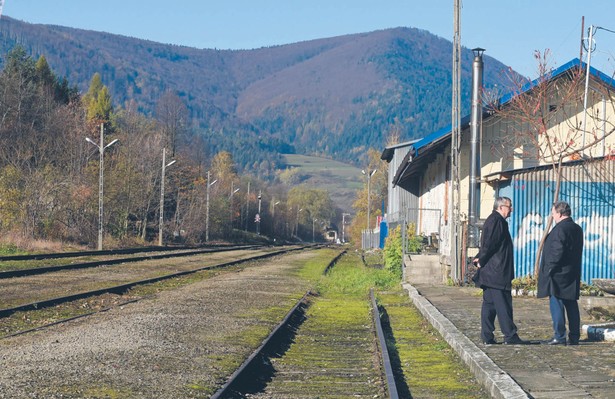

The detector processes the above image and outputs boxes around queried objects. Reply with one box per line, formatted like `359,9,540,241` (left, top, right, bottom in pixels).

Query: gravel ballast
0,249,326,398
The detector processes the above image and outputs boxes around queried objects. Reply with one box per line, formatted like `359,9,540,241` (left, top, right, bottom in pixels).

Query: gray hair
493,196,512,211
553,201,571,217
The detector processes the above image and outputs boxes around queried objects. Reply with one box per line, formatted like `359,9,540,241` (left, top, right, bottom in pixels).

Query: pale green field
281,154,363,212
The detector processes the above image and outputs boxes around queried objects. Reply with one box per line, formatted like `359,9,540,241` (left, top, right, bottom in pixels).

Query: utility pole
86,123,118,251
342,213,350,243
205,171,217,242
451,0,462,280
362,169,377,230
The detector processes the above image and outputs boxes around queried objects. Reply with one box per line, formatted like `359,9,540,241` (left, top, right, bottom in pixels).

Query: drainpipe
468,48,484,248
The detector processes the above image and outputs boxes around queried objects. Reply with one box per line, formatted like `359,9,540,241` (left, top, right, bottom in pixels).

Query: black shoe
545,338,567,346
504,335,527,345
482,339,498,345
568,339,579,346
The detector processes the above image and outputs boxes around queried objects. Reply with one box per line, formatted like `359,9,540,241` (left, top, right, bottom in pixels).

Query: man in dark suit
473,197,526,345
538,201,584,345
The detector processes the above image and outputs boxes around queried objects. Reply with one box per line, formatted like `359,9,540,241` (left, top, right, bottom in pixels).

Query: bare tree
487,51,615,275
156,91,188,157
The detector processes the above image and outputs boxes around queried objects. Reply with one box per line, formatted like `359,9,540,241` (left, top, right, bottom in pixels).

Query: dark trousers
481,287,518,342
549,295,580,342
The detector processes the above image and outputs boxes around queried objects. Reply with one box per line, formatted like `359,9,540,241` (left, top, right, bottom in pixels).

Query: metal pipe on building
468,48,485,247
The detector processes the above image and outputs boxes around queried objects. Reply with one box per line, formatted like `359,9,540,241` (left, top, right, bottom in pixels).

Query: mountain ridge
0,17,516,172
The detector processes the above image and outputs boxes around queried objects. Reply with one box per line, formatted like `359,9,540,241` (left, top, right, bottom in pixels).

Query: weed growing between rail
377,291,489,398
260,250,387,397
300,251,487,398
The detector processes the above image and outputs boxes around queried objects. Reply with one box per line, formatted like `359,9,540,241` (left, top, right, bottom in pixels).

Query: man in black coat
473,197,526,345
538,201,584,345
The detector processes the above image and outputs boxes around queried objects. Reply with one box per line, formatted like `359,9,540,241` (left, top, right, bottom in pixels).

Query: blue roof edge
410,58,615,155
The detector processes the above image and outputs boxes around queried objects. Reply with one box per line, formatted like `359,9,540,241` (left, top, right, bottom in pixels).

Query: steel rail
211,251,398,398
370,288,400,399
0,246,306,319
0,245,198,262
0,245,258,279
210,290,311,399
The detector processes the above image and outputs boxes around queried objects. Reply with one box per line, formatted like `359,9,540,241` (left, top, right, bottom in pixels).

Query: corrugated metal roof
393,58,615,184
380,139,419,163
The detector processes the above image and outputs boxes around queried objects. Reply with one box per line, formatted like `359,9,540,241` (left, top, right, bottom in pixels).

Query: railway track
0,244,258,278
0,245,305,320
211,252,400,399
0,248,487,398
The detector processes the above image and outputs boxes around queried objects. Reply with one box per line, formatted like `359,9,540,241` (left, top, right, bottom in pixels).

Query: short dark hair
493,196,512,211
553,201,571,217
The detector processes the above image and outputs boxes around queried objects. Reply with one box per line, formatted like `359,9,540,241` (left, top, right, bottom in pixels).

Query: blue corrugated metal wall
500,160,614,284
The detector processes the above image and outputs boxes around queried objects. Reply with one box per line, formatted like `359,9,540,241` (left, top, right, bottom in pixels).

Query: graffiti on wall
508,179,615,284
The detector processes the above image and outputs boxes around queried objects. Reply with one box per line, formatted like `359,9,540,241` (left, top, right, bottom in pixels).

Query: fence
362,208,442,252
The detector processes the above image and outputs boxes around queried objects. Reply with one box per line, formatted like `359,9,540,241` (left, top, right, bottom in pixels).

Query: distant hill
281,154,363,212
0,17,516,173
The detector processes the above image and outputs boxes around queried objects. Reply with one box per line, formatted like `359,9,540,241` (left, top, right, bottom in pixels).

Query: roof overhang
390,58,615,190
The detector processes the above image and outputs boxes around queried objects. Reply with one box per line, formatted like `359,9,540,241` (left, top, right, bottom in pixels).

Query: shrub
383,226,403,280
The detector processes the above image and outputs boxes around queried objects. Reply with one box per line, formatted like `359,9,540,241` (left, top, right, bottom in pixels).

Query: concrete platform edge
402,283,529,399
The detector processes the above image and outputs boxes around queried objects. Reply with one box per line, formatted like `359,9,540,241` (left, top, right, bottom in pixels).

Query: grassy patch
295,248,342,282
317,251,399,296
377,290,489,399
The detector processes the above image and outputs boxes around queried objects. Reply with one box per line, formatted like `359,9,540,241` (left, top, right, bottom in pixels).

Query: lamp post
158,147,176,246
229,181,240,230
362,169,377,230
272,200,280,237
342,212,350,243
205,171,217,242
295,207,303,238
86,123,119,251
256,191,262,234
312,218,317,243
245,181,250,231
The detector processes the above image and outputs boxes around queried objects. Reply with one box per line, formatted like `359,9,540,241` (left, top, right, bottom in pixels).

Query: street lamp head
233,188,240,194
104,138,119,150
166,160,177,168
362,169,377,177
85,137,98,147
274,201,280,205
210,179,218,186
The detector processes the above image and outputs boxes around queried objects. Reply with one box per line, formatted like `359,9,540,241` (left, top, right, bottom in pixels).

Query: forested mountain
0,16,515,171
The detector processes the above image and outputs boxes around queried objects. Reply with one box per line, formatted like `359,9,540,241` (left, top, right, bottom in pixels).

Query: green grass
377,290,489,398
280,154,362,211
0,244,25,256
316,251,399,297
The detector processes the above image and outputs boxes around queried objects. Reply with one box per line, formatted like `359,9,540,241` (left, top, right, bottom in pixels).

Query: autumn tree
83,73,113,125
287,185,335,241
349,148,388,246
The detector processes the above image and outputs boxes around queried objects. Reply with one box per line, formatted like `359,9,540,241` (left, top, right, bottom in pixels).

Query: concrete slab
403,283,615,399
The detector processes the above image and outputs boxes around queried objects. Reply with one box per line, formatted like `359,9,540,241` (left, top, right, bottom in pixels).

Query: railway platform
403,283,615,399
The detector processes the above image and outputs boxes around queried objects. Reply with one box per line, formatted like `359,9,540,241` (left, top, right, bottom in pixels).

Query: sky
3,1,615,79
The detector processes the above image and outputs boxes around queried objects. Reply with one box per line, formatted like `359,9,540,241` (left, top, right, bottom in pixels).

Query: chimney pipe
468,48,484,247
